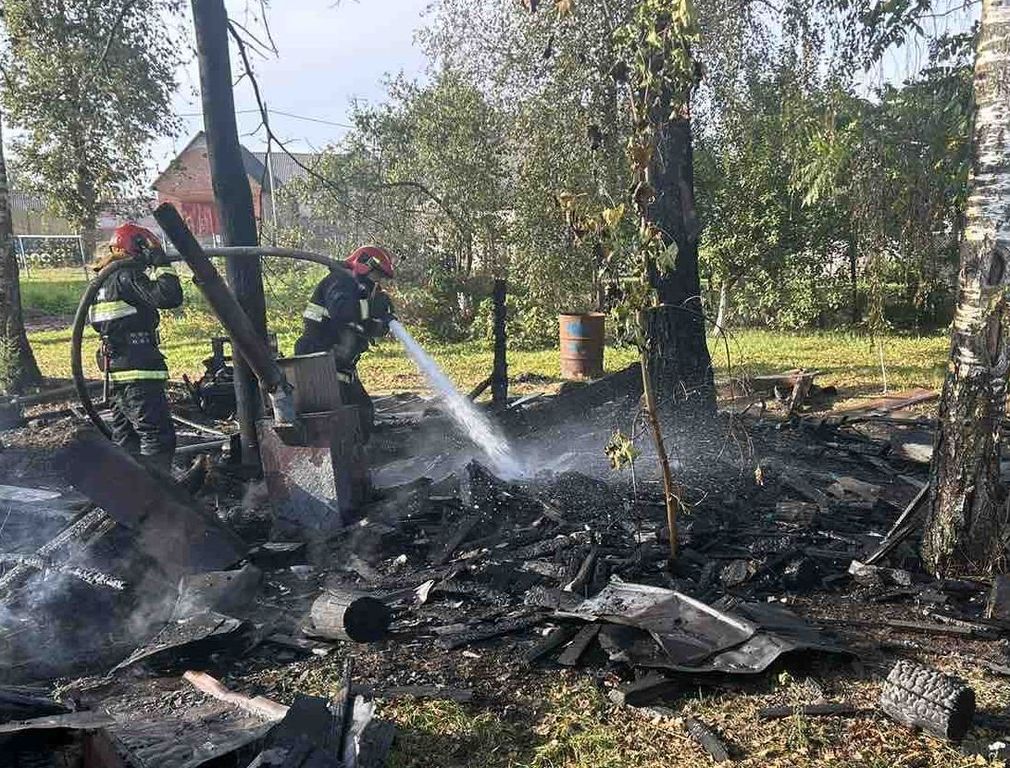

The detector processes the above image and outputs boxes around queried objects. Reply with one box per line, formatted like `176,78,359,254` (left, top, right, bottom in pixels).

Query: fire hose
71,242,350,440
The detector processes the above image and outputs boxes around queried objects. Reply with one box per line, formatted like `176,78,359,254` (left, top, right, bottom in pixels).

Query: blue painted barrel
559,313,605,380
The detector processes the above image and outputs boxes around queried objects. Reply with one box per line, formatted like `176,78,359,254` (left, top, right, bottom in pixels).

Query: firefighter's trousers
109,380,177,468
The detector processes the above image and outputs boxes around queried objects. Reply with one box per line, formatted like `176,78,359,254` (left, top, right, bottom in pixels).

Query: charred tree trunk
192,0,268,469
0,113,42,393
646,109,715,415
923,0,1010,575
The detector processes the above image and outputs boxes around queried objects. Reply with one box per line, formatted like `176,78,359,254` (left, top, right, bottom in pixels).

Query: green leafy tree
0,0,182,256
288,70,511,340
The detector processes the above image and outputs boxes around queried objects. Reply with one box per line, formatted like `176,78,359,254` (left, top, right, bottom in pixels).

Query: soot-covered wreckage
1,216,1010,766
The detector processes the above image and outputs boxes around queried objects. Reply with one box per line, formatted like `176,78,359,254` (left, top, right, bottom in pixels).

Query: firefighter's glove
363,318,390,339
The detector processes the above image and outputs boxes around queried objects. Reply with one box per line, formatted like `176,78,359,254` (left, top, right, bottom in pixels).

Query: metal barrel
559,313,606,380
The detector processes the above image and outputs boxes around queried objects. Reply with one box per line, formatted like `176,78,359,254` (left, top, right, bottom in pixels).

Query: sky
154,0,433,176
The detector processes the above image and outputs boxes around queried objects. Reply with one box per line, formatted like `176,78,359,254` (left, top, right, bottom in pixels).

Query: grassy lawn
20,267,950,396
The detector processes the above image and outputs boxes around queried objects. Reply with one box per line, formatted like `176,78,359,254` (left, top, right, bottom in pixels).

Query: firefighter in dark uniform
89,224,183,472
295,245,395,441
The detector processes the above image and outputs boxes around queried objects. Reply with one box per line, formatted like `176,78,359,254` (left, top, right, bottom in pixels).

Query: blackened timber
879,661,975,741
684,718,731,763
525,625,577,665
154,205,287,398
556,623,600,666
491,278,508,407
0,506,110,598
608,673,679,707
65,432,245,577
308,589,392,643
192,0,268,467
438,613,544,650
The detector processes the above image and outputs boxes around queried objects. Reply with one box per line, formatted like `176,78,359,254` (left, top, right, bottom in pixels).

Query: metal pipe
154,203,296,426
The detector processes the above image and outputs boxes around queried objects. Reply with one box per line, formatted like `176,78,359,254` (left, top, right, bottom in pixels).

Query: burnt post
192,0,267,468
491,278,508,408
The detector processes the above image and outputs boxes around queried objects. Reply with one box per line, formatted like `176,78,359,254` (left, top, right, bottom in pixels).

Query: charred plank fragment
556,624,600,666
438,614,544,650
685,717,731,763
525,625,577,665
608,673,679,707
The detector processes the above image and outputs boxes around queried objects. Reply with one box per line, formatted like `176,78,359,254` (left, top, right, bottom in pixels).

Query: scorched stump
308,589,392,643
879,660,975,741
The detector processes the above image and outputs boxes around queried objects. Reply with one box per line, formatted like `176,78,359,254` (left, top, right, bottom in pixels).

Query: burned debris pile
2,372,1010,765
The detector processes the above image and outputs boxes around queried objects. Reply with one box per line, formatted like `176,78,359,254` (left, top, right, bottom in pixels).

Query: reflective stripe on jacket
109,369,171,383
90,266,183,375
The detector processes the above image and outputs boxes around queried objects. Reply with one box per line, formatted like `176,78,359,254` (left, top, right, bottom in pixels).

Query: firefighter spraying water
296,243,522,476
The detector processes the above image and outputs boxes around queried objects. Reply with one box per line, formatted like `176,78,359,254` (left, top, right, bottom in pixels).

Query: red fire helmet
109,223,162,257
345,245,395,279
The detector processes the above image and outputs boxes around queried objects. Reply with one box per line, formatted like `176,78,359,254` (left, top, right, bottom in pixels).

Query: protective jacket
89,264,183,381
295,269,393,369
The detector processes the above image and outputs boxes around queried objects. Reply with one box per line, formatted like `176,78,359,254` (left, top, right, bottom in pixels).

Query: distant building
153,132,321,243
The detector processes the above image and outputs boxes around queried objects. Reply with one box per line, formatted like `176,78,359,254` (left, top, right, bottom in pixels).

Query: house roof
251,151,317,188
153,131,276,192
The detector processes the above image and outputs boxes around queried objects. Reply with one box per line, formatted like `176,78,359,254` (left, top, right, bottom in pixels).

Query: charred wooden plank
307,589,392,643
437,613,544,650
685,717,731,763
431,510,485,566
884,619,977,638
0,552,125,591
0,506,111,598
608,673,679,707
0,688,68,724
986,576,1010,622
880,661,975,741
65,432,245,577
524,625,576,666
563,548,598,594
557,624,600,666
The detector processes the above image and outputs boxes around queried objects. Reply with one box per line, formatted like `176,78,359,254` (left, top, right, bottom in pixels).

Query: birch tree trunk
0,112,42,394
922,0,1010,575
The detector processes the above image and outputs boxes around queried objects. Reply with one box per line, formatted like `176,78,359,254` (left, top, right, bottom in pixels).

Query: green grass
20,267,950,396
20,267,90,317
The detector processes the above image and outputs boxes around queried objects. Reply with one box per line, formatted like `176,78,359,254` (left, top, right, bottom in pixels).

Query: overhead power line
176,107,353,129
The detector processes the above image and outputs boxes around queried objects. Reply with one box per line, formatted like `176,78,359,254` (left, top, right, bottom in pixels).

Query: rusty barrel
559,312,605,380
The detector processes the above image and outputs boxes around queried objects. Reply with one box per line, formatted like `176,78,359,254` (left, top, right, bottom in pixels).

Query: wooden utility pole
191,0,267,468
491,279,508,408
922,0,1010,575
0,110,42,393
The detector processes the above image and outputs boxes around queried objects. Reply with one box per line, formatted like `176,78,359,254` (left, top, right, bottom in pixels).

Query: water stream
389,320,525,478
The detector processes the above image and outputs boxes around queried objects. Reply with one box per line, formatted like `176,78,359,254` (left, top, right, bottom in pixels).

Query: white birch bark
923,0,1010,574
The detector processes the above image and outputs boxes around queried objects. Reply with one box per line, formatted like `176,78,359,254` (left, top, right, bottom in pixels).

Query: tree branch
95,0,139,71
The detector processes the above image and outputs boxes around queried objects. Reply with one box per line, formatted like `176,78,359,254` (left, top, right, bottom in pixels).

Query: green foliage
0,1,182,239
